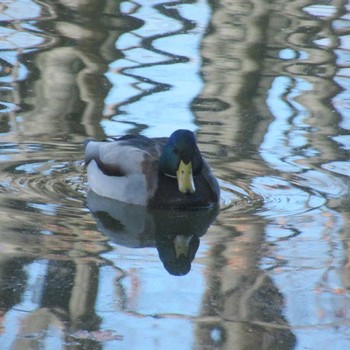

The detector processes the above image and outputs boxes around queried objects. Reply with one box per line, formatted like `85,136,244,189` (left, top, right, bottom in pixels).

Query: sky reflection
0,0,349,349
102,0,211,137
261,75,314,173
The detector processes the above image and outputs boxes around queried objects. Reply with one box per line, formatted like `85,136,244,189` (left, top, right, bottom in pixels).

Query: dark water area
0,0,349,349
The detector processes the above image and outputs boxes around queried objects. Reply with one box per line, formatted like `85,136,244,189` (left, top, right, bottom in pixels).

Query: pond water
0,0,350,349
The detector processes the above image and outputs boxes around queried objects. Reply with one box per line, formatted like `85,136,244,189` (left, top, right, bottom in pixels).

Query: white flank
87,160,149,206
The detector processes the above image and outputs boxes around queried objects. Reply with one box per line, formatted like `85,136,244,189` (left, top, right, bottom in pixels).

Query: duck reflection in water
87,190,219,275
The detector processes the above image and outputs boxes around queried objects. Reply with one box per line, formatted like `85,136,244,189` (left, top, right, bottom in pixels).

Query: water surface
0,0,349,349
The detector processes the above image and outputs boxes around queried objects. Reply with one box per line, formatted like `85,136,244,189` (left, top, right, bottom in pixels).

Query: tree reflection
0,0,349,347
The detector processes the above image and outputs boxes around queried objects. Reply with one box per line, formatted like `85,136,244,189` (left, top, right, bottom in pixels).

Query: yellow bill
176,160,195,194
174,235,192,258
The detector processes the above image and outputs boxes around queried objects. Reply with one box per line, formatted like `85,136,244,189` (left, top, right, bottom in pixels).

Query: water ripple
251,175,327,218
102,0,211,137
0,159,86,205
0,0,57,117
219,178,264,213
1,154,265,216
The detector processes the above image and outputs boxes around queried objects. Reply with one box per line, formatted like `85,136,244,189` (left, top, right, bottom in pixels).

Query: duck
84,129,220,209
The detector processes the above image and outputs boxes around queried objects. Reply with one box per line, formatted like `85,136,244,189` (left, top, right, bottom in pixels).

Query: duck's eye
173,147,179,155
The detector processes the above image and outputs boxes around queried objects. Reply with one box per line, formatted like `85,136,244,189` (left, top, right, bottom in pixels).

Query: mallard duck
84,129,220,209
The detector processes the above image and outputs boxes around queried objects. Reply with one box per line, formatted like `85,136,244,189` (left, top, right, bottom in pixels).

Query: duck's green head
159,129,203,194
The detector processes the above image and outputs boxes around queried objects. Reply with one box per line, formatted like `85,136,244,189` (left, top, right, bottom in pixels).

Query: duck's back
84,135,165,205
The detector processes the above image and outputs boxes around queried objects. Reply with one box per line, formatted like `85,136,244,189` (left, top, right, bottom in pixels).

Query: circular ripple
5,160,263,213
251,175,327,218
1,160,87,205
219,179,264,213
5,159,319,219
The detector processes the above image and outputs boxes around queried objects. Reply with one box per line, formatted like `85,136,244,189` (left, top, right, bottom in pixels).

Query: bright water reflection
0,0,349,349
102,0,211,136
